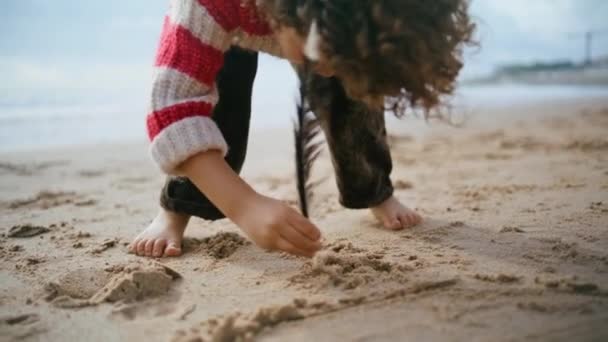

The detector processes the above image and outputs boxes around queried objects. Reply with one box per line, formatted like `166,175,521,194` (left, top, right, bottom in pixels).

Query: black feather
293,82,322,218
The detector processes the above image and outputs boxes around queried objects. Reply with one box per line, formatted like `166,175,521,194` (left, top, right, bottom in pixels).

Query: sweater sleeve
147,0,238,174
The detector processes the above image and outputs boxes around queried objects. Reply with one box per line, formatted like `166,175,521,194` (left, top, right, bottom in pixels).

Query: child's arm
147,1,321,257
179,150,322,257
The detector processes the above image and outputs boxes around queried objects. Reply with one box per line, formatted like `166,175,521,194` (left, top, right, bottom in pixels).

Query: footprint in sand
89,238,120,255
3,191,94,210
77,170,105,178
530,237,607,267
534,276,603,295
564,138,608,152
44,263,181,309
394,180,414,190
118,176,152,184
499,226,525,233
499,136,549,151
588,201,607,214
0,162,35,176
0,313,44,340
473,273,521,284
7,224,51,238
0,160,68,176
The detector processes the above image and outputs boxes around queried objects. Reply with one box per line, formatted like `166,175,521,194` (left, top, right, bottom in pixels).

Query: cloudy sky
1,0,607,107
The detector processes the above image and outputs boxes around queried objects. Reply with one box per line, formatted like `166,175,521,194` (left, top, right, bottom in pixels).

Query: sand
1,97,608,341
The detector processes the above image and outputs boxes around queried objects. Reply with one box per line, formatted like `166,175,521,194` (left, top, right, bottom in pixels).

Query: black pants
160,47,394,220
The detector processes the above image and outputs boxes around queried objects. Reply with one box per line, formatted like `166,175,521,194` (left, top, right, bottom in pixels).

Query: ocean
2,59,608,152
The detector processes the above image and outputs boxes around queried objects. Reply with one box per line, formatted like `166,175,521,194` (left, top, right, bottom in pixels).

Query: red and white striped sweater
147,0,282,174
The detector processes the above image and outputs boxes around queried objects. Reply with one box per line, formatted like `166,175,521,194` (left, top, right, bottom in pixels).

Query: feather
293,82,323,218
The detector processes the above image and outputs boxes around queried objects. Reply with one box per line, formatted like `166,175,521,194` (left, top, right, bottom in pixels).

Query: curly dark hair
247,0,475,116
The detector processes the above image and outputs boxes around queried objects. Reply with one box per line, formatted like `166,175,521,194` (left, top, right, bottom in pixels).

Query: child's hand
233,193,322,258
179,150,322,258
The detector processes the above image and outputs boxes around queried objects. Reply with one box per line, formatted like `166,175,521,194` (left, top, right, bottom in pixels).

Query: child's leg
130,47,259,257
301,72,422,230
159,48,257,221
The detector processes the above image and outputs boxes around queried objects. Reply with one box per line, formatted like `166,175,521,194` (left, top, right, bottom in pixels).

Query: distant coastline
464,56,608,86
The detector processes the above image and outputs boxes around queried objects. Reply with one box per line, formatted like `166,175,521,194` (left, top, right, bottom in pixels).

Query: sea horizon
2,83,608,152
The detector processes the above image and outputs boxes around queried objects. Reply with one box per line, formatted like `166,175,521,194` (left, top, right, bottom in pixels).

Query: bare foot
128,209,190,257
370,196,422,230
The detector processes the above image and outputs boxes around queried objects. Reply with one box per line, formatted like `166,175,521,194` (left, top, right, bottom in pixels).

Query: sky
0,0,607,108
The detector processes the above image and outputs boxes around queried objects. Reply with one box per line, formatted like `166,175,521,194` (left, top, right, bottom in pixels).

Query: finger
279,225,322,253
287,212,322,241
275,238,315,258
404,212,420,227
407,213,417,226
397,214,411,228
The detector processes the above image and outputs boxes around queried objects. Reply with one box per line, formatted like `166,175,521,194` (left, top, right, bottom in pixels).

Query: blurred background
1,0,607,150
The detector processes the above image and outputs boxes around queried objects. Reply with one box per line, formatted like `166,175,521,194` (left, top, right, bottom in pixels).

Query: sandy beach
1,96,607,341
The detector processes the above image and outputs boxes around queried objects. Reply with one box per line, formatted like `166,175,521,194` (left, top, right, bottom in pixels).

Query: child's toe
152,240,167,257
384,218,402,230
136,240,148,256
144,240,155,256
128,239,139,253
397,214,411,228
164,241,182,257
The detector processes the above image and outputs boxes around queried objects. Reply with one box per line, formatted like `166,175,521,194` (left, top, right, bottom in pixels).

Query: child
129,0,474,258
